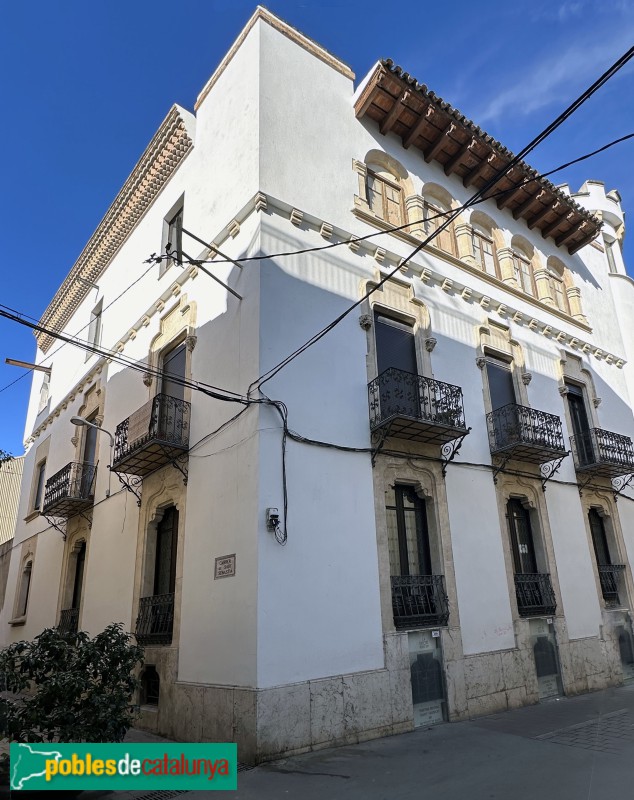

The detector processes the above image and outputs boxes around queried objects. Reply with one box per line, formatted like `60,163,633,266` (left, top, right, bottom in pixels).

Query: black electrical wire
146,131,634,271
2,130,631,401
0,262,157,395
248,47,634,396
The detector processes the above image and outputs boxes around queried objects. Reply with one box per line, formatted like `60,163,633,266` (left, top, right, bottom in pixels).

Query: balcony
369,368,467,446
135,593,174,646
58,608,79,635
570,428,634,478
487,403,567,464
514,573,557,617
391,574,450,629
598,564,626,607
42,461,95,518
112,393,190,477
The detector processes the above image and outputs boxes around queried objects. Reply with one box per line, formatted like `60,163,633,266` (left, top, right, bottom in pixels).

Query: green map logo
10,742,237,791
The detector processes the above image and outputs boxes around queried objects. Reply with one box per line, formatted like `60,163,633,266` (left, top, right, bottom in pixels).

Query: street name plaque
214,554,236,579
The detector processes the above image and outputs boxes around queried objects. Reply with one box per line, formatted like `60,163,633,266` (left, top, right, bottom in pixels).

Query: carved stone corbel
425,337,437,353
521,372,532,386
476,357,486,370
359,314,373,331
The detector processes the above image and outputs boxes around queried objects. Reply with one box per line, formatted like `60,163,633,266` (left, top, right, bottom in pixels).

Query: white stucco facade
2,7,634,762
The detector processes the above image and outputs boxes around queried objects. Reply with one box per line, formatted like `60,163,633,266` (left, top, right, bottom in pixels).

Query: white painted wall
4,11,634,714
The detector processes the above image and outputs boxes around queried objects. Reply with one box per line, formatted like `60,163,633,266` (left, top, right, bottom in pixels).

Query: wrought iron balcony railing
42,461,96,518
58,608,79,635
135,592,174,646
369,368,467,445
487,403,566,463
598,564,626,607
514,573,557,617
570,428,634,478
391,574,450,629
112,393,190,477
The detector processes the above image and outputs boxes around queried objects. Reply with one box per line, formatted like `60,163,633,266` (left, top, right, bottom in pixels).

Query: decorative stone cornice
36,105,195,353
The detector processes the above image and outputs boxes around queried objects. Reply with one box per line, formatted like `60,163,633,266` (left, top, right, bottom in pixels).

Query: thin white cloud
475,32,634,124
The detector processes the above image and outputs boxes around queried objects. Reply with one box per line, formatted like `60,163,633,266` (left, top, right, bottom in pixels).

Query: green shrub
0,623,143,745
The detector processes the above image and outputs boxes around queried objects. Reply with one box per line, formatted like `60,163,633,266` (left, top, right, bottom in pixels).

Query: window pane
366,174,382,215
34,462,46,510
605,238,618,273
18,563,32,617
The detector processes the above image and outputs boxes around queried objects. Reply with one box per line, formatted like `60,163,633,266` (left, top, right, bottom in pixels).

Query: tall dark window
83,420,98,466
141,666,160,706
154,507,178,596
486,357,517,448
71,542,86,610
375,313,419,420
589,509,611,566
33,461,46,511
386,486,432,577
85,301,103,362
17,561,32,617
161,342,186,402
507,499,538,574
486,357,516,411
566,383,593,465
604,237,618,274
166,207,183,264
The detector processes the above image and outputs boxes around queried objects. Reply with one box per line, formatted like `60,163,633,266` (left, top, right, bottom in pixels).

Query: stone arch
421,181,456,212
352,150,414,230
364,149,415,197
146,295,197,395
470,210,505,250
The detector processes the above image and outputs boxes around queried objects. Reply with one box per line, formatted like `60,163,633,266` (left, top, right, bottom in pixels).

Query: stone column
533,268,555,307
497,247,518,288
566,286,588,325
405,194,425,238
454,223,476,265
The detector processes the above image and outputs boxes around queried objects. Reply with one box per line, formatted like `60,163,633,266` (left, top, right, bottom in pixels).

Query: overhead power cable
248,46,634,396
0,262,157,396
147,131,633,271
2,130,631,401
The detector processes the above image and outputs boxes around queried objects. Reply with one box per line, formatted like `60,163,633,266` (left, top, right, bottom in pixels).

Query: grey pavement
88,683,634,799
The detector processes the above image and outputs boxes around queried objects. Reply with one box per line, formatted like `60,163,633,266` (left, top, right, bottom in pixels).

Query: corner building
2,8,634,762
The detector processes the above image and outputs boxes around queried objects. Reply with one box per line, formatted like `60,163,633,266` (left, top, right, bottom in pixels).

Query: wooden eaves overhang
355,60,601,255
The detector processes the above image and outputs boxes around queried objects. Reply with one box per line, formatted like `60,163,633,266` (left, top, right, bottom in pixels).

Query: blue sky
1,0,633,455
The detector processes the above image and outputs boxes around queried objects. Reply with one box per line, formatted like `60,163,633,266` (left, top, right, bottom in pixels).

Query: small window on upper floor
161,197,184,276
85,300,102,362
16,560,32,618
423,198,456,256
366,171,405,227
33,461,46,513
511,247,535,296
548,271,569,314
604,236,618,274
472,225,498,277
